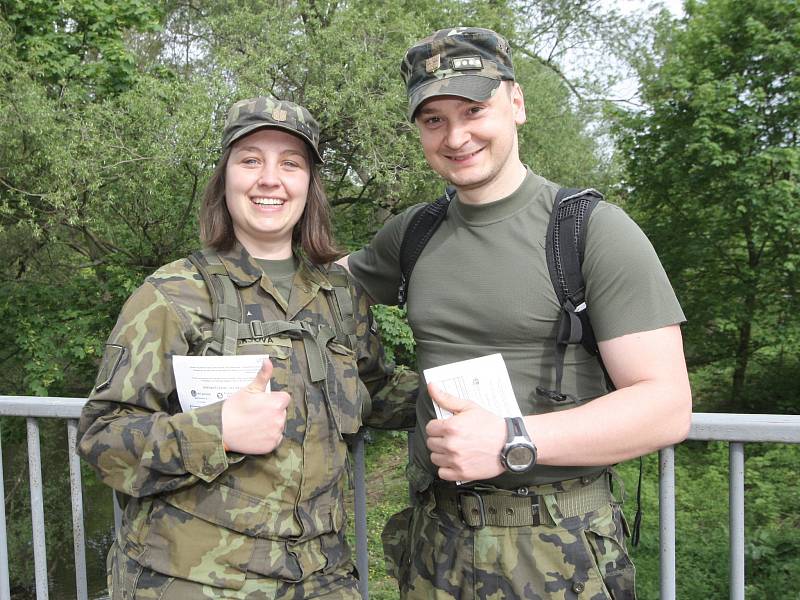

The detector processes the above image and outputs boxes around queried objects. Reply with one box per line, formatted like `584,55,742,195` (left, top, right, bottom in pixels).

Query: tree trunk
730,292,756,410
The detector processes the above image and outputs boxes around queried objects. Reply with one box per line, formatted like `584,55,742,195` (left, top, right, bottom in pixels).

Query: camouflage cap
221,97,323,163
401,27,515,122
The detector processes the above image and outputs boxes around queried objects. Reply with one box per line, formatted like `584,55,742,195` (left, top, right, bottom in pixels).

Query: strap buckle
249,320,264,338
457,490,486,529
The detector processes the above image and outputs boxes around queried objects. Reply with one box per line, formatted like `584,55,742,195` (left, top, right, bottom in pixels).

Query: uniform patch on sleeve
94,344,126,391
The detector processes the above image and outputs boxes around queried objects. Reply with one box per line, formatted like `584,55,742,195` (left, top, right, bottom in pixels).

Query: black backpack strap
541,188,644,547
397,187,454,307
538,187,609,402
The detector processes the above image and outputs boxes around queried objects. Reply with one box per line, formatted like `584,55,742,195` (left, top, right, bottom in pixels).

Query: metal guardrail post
0,427,10,600
352,430,369,600
67,420,89,600
27,417,49,600
729,443,745,600
659,446,677,600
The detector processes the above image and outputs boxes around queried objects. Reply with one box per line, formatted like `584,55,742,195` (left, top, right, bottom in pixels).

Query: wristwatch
500,416,537,474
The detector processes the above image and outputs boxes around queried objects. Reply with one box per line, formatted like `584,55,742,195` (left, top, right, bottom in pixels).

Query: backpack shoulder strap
397,187,454,307
545,190,644,547
325,263,358,350
188,249,243,356
540,187,614,400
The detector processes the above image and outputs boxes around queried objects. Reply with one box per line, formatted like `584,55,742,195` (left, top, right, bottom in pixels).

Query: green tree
615,0,800,411
0,0,162,99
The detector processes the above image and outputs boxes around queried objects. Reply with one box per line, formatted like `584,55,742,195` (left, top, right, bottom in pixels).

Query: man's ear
509,81,527,126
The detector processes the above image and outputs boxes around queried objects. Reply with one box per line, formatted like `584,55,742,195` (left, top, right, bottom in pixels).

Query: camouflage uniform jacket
77,245,416,589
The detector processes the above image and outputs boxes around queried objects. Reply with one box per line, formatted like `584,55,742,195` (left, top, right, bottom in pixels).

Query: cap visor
408,76,502,121
225,123,324,163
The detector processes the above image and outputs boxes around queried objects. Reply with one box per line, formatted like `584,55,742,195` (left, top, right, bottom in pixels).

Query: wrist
499,416,537,474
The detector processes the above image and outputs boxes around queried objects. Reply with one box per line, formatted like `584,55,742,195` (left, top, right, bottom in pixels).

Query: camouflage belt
432,473,613,529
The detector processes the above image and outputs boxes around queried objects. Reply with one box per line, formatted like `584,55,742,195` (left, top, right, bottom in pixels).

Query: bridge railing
2,396,800,600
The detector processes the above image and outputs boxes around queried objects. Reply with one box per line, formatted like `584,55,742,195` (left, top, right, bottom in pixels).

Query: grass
347,429,409,600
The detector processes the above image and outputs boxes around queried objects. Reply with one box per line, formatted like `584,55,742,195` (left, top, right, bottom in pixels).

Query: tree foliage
0,0,162,98
0,0,623,397
0,2,637,595
614,0,800,411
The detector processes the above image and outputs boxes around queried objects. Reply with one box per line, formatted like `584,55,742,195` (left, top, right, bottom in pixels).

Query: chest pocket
238,334,292,390
325,340,365,436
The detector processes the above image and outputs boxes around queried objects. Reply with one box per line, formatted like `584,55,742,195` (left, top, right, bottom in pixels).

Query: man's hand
425,383,506,482
221,359,290,455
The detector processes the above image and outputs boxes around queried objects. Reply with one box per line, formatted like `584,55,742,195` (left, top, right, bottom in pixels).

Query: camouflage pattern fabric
107,541,360,599
401,27,515,121
77,244,417,594
382,474,636,600
222,96,324,162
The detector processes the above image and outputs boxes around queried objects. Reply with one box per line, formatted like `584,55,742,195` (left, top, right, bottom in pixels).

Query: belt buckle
456,490,486,529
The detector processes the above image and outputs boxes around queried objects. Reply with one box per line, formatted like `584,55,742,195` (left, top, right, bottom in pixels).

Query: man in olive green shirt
344,26,691,599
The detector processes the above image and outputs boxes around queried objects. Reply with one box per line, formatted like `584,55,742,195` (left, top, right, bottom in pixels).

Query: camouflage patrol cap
221,97,323,163
401,27,515,122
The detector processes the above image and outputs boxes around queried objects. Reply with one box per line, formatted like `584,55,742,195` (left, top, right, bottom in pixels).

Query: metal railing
658,413,800,600
2,396,800,600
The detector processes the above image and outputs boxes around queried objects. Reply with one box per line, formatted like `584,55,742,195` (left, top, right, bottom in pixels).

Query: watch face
507,444,535,469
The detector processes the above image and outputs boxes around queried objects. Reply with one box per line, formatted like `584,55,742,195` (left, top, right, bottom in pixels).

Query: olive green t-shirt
256,256,298,307
349,170,685,487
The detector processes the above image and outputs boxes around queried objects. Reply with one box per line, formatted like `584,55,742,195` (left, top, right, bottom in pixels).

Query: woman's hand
221,359,290,454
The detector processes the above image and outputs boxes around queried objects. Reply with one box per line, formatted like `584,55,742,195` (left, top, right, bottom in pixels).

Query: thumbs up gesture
221,359,291,455
425,383,506,482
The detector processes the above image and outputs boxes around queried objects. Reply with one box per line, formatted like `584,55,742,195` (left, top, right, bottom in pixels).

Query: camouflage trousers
382,474,636,600
107,542,361,600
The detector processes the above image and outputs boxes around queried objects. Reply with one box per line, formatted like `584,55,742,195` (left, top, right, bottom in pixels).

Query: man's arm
426,324,691,482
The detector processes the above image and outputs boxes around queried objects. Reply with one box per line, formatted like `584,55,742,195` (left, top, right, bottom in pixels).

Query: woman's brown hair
199,139,342,264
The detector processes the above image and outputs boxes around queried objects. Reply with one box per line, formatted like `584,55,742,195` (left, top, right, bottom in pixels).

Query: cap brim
225,123,324,163
407,76,502,122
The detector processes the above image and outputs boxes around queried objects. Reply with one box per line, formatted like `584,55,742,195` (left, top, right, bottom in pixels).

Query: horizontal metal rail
657,412,800,600
3,398,800,600
0,395,368,600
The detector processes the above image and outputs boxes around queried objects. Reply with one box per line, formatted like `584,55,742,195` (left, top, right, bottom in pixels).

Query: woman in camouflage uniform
78,97,414,599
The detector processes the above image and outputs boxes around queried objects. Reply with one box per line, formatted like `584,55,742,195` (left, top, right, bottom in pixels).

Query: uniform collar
215,243,335,290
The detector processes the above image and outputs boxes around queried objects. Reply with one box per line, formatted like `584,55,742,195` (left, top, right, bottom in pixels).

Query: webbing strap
433,474,613,528
188,251,241,357
235,319,335,383
556,475,613,519
333,286,357,347
543,188,604,397
326,270,357,349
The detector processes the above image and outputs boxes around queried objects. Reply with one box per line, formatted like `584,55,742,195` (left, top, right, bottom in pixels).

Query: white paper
172,355,270,412
423,353,521,420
